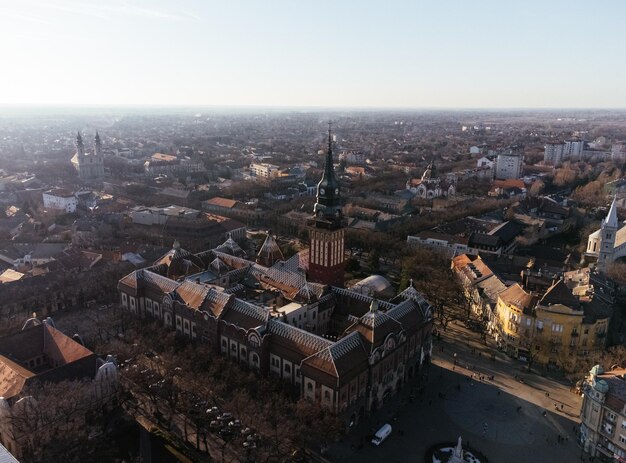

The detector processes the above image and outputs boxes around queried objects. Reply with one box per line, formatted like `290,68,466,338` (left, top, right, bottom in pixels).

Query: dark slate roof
540,279,579,308
488,220,525,243
301,331,369,385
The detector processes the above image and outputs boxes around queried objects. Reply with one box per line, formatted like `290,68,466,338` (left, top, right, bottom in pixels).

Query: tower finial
328,120,332,152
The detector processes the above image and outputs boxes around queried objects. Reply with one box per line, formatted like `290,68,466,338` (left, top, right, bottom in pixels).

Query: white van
371,424,392,446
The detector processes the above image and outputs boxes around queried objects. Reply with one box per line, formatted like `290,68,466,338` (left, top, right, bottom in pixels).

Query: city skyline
2,0,626,109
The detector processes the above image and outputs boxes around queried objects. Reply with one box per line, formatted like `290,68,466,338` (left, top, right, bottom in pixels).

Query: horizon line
1,103,626,112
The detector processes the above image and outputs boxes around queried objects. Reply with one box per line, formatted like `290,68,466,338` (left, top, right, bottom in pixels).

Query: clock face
320,188,325,195
335,188,339,195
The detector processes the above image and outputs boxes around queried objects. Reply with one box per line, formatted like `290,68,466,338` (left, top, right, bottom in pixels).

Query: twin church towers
70,131,104,180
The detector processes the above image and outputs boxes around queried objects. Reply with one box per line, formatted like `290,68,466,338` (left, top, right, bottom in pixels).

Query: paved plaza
327,321,584,463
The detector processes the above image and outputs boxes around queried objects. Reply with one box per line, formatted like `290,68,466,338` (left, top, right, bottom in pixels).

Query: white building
545,140,585,165
476,156,495,169
544,142,564,165
250,162,281,180
612,142,626,161
42,189,76,213
495,151,523,180
586,197,626,270
564,139,585,161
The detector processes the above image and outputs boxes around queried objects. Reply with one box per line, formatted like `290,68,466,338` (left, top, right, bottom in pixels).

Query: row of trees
95,316,342,462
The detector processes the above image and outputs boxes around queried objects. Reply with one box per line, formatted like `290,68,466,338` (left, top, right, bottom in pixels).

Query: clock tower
308,125,345,287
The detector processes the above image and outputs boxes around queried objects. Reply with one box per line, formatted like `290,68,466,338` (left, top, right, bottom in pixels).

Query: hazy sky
1,0,625,108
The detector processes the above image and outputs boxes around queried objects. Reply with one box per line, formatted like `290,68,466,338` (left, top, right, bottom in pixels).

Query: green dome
594,379,609,394
590,365,605,376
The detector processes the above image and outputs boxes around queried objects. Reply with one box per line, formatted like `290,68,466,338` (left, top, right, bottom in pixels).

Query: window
271,356,280,367
221,339,227,348
536,320,544,330
324,390,331,400
620,435,626,445
551,324,563,333
284,364,291,374
307,382,313,391
251,353,259,366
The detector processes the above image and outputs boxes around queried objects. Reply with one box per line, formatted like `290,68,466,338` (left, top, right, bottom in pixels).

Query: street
328,320,583,463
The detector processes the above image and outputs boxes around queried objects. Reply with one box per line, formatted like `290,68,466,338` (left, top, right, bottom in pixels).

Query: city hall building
118,130,433,422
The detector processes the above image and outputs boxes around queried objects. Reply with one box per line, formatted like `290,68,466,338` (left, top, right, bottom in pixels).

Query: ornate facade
406,160,455,199
308,126,346,287
70,132,104,180
118,130,433,422
586,197,626,270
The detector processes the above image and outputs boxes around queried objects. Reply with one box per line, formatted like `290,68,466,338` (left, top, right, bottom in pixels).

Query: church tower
76,131,85,157
598,197,618,269
94,131,102,157
308,124,345,287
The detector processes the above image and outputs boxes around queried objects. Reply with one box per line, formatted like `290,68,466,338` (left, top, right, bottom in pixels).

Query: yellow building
495,279,611,370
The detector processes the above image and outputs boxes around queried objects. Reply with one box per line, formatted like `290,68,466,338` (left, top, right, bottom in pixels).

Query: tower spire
94,131,102,156
76,131,84,156
604,196,619,229
328,120,332,152
313,123,341,223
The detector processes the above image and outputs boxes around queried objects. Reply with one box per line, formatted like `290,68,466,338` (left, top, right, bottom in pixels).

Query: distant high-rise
70,131,104,180
544,139,585,165
495,148,524,180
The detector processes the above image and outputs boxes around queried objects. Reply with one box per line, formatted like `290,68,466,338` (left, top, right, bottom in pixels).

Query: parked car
371,424,392,446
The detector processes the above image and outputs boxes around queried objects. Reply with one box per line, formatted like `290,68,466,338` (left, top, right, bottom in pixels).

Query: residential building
495,150,524,180
451,254,507,330
580,365,626,460
250,162,281,180
544,140,585,165
493,279,611,369
202,197,268,223
611,141,626,161
0,318,118,459
42,188,76,213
